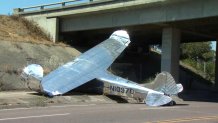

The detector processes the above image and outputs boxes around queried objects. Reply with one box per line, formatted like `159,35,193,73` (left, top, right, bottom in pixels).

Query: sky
0,0,62,15
212,41,216,51
0,0,216,50
0,0,88,15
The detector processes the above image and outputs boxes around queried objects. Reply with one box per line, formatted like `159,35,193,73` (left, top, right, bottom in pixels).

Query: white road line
140,106,181,110
50,104,96,108
0,108,34,112
0,113,70,121
0,104,96,112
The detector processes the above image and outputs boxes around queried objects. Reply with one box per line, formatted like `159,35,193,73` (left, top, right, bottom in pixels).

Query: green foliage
205,61,215,82
181,42,212,61
202,51,215,62
181,59,197,69
143,76,155,83
181,42,215,82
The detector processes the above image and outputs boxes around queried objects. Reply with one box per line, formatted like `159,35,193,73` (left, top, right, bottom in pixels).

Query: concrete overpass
14,0,218,87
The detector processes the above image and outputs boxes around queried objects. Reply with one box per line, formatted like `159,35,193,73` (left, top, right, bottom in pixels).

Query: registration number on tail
109,86,135,94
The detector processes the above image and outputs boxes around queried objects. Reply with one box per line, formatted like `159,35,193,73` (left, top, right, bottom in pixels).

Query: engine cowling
21,64,44,93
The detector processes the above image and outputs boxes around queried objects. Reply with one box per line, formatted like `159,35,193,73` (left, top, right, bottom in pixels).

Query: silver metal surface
22,64,44,81
98,72,173,106
146,72,183,95
41,30,130,96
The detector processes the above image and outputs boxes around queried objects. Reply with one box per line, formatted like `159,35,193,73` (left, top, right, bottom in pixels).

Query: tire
168,101,176,106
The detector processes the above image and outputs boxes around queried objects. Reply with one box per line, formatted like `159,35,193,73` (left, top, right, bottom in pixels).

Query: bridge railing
14,0,84,13
13,0,130,14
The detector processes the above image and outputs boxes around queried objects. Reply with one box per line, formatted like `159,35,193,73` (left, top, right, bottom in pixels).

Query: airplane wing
97,72,173,106
40,30,131,96
41,61,100,96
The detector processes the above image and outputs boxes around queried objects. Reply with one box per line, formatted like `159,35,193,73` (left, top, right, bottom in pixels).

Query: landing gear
168,100,176,106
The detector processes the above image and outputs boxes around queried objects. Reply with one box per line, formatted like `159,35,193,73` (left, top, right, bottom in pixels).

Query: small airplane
21,30,183,106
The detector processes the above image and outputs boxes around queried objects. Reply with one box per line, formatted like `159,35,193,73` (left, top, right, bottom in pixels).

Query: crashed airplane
21,30,183,106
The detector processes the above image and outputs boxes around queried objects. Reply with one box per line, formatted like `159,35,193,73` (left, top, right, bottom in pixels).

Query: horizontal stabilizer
145,92,172,106
176,84,183,93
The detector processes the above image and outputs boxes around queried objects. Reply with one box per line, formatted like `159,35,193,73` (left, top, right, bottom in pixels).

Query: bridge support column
161,28,181,82
47,18,59,42
215,41,218,89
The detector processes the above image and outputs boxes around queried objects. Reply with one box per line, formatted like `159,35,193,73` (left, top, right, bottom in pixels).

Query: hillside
0,15,81,90
0,41,81,91
0,15,51,43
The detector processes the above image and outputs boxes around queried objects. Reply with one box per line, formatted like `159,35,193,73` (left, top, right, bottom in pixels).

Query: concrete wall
26,16,59,42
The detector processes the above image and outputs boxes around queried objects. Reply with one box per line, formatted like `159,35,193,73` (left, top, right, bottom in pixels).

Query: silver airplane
21,30,183,106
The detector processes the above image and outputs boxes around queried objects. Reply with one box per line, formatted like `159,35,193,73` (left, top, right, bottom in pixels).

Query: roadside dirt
0,91,117,109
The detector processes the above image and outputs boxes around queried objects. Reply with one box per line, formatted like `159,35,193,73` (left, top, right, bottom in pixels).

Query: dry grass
10,15,51,41
0,15,69,46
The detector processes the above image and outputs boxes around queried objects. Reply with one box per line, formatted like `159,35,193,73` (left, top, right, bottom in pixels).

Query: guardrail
14,0,85,13
13,0,120,14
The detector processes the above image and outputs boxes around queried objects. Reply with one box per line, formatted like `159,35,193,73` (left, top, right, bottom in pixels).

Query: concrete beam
59,0,218,32
161,28,181,82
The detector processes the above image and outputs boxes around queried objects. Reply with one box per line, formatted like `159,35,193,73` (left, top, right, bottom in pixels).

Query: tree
180,41,215,82
181,42,212,61
202,51,215,62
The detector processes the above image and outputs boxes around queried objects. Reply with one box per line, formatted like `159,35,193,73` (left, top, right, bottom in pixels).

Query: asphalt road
0,101,218,123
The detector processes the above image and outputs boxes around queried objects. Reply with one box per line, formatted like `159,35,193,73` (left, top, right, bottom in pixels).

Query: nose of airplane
21,64,44,93
111,30,130,40
109,30,131,46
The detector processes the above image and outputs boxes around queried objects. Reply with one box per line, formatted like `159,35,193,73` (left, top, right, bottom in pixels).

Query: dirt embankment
0,15,81,90
0,41,81,91
0,15,51,43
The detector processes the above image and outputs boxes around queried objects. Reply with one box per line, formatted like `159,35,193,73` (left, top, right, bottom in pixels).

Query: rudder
145,72,183,95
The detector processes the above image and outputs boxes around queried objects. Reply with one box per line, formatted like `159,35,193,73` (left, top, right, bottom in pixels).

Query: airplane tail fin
143,72,183,106
21,64,44,92
146,72,183,96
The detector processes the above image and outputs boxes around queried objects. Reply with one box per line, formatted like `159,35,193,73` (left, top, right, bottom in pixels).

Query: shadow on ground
179,90,218,103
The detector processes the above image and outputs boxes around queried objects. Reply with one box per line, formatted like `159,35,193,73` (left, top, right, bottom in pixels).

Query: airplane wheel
169,101,176,106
